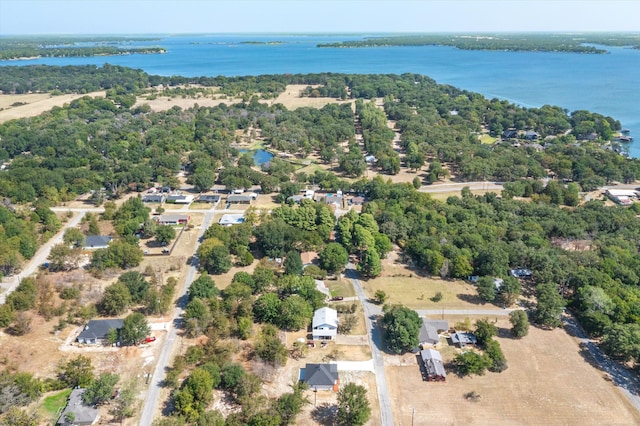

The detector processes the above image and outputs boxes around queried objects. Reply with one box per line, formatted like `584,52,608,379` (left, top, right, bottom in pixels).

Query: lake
2,34,638,155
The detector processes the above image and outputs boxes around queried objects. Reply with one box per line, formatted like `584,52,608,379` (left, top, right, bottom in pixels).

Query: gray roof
451,331,477,346
418,319,448,346
197,194,221,203
420,349,446,378
83,235,112,249
143,194,165,202
301,363,339,387
77,319,123,342
57,388,99,425
227,194,254,203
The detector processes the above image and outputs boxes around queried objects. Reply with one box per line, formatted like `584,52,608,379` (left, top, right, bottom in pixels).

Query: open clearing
386,317,640,426
0,91,105,123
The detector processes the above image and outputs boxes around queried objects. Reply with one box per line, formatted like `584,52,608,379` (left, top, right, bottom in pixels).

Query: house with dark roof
77,319,123,345
420,349,446,381
418,319,448,347
502,128,518,139
312,307,338,340
83,235,112,250
525,130,539,140
299,363,340,391
227,194,257,204
197,194,221,205
57,388,100,425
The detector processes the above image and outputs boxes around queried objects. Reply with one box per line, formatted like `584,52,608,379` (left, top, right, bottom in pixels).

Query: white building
312,307,338,340
219,213,245,226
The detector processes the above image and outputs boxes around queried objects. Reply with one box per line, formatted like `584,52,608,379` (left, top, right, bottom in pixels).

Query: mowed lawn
40,388,72,422
363,276,487,310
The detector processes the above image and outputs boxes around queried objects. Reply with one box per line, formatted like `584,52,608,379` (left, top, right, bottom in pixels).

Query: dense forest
0,66,638,372
318,33,640,52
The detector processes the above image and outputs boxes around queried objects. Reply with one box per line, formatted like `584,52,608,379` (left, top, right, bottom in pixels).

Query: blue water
239,149,274,166
2,34,639,156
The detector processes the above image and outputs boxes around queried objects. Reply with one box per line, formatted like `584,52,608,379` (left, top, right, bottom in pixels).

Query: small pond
239,149,274,166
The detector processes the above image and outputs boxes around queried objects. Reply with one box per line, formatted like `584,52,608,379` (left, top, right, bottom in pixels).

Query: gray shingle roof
301,363,339,386
77,319,123,342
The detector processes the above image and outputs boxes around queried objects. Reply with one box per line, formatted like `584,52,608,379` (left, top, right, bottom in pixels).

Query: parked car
143,336,156,343
331,296,344,301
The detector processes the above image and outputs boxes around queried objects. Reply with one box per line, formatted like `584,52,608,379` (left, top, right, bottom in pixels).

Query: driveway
333,359,374,372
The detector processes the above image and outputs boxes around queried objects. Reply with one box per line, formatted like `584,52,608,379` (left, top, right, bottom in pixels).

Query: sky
1,0,639,35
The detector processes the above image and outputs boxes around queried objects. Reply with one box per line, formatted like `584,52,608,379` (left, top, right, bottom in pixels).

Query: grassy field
364,275,486,309
326,278,356,298
479,134,498,144
40,388,72,421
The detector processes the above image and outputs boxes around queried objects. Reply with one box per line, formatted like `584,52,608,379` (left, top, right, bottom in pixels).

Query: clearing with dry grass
0,91,105,123
386,317,640,425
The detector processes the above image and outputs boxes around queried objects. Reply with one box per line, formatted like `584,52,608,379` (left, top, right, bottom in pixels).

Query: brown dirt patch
386,319,640,425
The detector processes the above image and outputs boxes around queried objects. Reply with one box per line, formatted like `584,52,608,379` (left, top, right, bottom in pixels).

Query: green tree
120,313,150,345
336,383,371,426
82,373,119,406
319,243,348,273
484,339,508,372
63,227,85,247
188,274,219,301
254,324,288,366
382,305,422,353
58,355,94,387
275,382,308,425
454,351,490,376
476,276,497,302
374,290,387,304
197,239,232,274
358,248,382,278
118,271,149,304
474,318,498,347
499,276,521,306
534,282,565,328
253,293,282,324
100,282,132,316
283,250,303,276
509,310,529,338
600,323,640,363
278,295,313,331
155,225,176,245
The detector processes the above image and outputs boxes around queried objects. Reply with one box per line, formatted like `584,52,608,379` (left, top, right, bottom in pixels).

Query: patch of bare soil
0,92,106,123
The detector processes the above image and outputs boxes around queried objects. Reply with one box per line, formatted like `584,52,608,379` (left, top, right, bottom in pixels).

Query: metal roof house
57,388,100,425
420,349,446,381
312,307,338,340
299,363,340,391
197,194,221,204
77,319,123,345
219,214,245,226
82,235,112,250
227,194,257,204
418,319,448,347
451,331,478,348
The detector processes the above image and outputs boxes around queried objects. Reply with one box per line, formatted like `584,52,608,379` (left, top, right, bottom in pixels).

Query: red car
143,336,156,343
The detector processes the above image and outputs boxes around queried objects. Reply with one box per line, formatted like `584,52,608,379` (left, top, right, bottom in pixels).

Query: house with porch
77,319,123,345
299,363,340,391
312,307,338,340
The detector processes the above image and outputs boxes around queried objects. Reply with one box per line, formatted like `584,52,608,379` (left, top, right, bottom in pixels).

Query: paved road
563,314,640,412
416,308,513,317
0,211,86,305
139,208,216,425
346,264,394,426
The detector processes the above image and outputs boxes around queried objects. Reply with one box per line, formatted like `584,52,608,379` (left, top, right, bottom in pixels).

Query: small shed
299,363,340,391
420,349,446,381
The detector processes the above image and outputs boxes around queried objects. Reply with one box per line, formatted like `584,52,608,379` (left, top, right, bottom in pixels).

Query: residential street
0,211,86,305
345,264,394,426
139,208,216,425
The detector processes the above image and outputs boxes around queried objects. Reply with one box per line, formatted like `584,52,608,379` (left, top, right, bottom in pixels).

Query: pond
239,149,274,166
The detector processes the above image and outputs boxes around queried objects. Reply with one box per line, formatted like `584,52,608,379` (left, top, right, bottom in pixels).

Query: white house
219,214,245,226
312,307,338,340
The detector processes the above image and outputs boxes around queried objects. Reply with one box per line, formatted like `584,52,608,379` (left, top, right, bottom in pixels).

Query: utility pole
412,407,415,426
